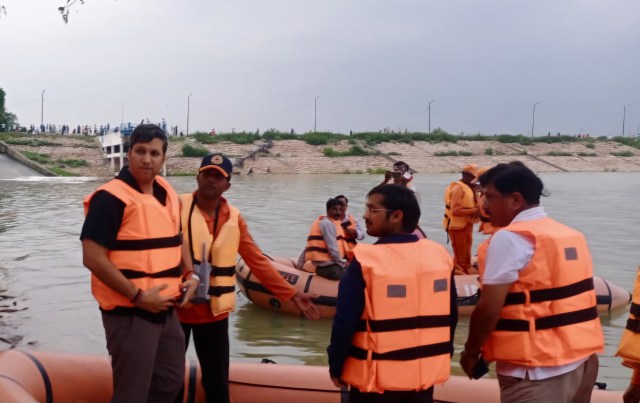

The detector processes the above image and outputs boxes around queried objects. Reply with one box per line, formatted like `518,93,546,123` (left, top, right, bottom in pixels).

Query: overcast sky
1,0,639,136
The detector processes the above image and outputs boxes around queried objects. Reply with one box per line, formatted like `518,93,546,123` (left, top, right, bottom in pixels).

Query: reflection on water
0,172,639,390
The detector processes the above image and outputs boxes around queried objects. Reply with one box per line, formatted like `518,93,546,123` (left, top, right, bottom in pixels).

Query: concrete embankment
2,133,640,177
0,141,55,178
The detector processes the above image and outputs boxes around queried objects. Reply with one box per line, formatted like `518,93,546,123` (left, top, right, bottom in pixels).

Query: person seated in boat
334,194,365,253
380,160,416,192
175,153,319,403
298,198,348,280
81,124,197,402
328,184,457,402
460,161,604,403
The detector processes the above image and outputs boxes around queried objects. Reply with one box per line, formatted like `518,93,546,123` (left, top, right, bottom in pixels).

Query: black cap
199,153,232,177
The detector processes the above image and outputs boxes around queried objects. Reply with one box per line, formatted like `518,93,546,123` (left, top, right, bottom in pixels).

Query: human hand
177,278,199,307
331,376,347,388
624,383,640,403
384,171,392,182
460,349,480,379
292,292,320,320
345,228,358,239
134,284,174,313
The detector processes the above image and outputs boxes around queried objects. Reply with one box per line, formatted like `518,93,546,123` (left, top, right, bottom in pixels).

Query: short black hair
478,161,544,204
335,194,348,204
326,198,343,211
393,161,409,170
367,184,420,232
130,124,168,154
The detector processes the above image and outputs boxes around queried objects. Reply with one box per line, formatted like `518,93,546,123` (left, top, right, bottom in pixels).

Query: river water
0,172,638,391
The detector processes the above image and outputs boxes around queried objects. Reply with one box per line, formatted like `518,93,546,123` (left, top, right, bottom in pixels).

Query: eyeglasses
365,206,394,214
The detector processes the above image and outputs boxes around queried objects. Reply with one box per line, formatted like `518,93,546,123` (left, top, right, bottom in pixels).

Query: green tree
0,87,18,131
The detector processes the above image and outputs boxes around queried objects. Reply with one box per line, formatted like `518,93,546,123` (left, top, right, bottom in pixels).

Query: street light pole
41,89,45,126
314,96,320,132
121,103,124,127
623,104,631,136
428,99,435,133
187,92,193,135
531,102,541,137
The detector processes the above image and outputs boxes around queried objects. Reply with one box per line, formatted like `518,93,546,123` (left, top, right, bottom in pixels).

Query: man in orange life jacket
443,164,479,274
328,184,457,402
335,194,365,253
81,124,198,403
617,266,640,403
298,198,348,280
175,153,319,403
460,162,604,403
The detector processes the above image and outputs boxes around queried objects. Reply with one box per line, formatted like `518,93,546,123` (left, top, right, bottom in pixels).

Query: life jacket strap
355,315,450,333
626,318,640,333
504,278,594,305
495,305,598,332
349,341,450,361
112,234,182,251
208,285,236,297
120,265,181,279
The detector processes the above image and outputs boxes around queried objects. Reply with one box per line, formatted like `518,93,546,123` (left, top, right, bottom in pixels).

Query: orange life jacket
442,181,476,231
180,193,240,316
477,217,604,366
304,216,347,262
341,241,453,393
617,266,640,367
342,214,358,253
83,176,182,310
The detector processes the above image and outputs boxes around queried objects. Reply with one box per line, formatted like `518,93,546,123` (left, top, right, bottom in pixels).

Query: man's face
461,172,475,185
127,138,165,184
337,198,348,214
327,203,344,220
362,193,394,237
197,168,231,200
483,183,518,228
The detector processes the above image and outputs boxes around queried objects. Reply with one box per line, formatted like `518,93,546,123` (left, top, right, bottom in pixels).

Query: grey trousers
102,310,185,403
497,353,599,403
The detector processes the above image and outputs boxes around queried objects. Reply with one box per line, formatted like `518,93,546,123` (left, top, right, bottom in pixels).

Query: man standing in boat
334,194,365,253
176,153,319,403
298,198,349,280
81,124,198,403
460,162,604,403
328,184,457,402
443,164,479,274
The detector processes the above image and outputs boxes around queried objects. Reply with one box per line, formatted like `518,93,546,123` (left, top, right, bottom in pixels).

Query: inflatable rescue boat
0,349,622,402
236,255,631,318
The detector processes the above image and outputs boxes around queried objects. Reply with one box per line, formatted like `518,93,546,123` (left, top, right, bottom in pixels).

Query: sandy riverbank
2,133,640,177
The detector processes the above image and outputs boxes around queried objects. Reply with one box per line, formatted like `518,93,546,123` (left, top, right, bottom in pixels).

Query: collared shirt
327,233,458,379
484,206,587,380
298,217,346,268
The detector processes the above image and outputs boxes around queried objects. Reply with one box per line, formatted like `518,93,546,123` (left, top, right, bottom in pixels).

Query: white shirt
483,206,588,380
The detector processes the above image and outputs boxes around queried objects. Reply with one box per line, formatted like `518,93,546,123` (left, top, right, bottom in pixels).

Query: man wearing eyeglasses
328,184,457,402
298,198,348,280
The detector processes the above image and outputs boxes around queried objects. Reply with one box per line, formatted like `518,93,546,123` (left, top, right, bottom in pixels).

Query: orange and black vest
304,216,347,262
342,214,358,253
180,193,240,316
442,181,476,231
478,217,604,366
341,241,453,393
83,176,182,311
617,266,640,367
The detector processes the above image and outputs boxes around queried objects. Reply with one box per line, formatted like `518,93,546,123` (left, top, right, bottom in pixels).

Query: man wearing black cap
175,153,320,403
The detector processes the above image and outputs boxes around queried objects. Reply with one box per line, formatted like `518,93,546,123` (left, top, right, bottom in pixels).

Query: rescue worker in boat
616,265,640,403
328,184,457,403
176,153,319,403
298,198,349,280
472,167,497,236
334,194,365,253
81,124,197,403
460,162,604,403
443,164,479,274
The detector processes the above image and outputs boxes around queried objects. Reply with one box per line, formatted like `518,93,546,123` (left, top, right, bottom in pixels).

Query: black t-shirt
80,167,168,248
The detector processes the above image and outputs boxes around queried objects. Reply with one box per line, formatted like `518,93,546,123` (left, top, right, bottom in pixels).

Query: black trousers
179,318,230,403
349,386,434,403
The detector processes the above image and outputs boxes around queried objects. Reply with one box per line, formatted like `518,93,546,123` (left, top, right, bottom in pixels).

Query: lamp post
623,104,631,136
187,92,193,135
314,95,320,132
531,101,541,137
40,89,45,126
121,103,124,127
428,99,435,133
